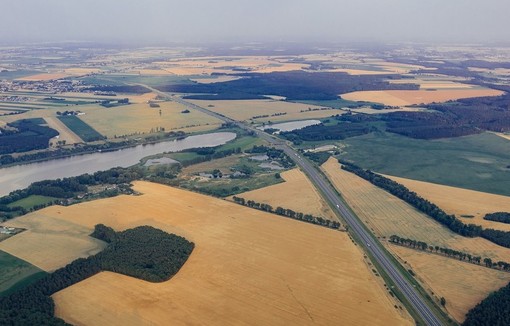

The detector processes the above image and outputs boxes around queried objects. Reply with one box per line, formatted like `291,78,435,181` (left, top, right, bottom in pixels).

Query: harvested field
350,106,428,114
391,245,510,323
190,76,243,84
388,78,475,90
228,168,337,220
44,116,83,144
188,99,340,122
494,132,510,141
385,175,510,232
78,101,222,138
16,73,70,81
321,158,510,262
158,56,309,75
341,89,504,106
38,181,411,325
0,213,105,271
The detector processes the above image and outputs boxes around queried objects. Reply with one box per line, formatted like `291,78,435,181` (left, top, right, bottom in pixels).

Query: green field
180,172,283,197
338,132,510,196
57,115,104,142
0,250,47,296
79,74,196,87
0,70,40,80
7,195,57,210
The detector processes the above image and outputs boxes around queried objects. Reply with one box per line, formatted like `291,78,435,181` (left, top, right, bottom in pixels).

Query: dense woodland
484,212,510,224
157,71,419,101
0,118,59,154
0,225,194,325
381,93,510,139
339,160,510,249
463,282,510,326
281,122,373,144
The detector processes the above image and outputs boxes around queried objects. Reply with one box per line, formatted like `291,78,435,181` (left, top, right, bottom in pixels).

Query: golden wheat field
391,245,510,323
158,56,309,75
188,99,339,122
386,175,510,232
78,101,222,138
7,181,411,326
341,89,504,106
228,168,337,221
0,213,105,271
321,158,510,262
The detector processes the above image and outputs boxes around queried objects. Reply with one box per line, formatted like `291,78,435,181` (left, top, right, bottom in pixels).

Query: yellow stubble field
385,175,510,232
0,212,105,272
391,245,510,323
78,101,223,138
157,56,309,75
321,158,510,262
228,168,337,221
341,89,504,106
188,99,340,122
6,181,413,326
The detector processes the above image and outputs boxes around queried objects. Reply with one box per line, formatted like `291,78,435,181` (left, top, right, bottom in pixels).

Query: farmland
341,88,504,106
0,181,410,325
79,100,223,138
188,99,340,122
154,56,310,75
0,213,106,271
386,175,510,232
57,115,104,142
321,158,510,262
338,132,510,196
228,168,337,220
391,245,510,323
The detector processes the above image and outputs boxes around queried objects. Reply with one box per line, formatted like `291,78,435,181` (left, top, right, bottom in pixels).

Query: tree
440,297,446,307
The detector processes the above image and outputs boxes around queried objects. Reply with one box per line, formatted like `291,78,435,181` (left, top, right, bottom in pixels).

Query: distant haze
2,0,510,45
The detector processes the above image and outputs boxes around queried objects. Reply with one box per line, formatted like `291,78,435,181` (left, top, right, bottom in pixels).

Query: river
0,132,236,196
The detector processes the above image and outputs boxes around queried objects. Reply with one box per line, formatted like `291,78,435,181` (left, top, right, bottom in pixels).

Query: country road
141,85,445,326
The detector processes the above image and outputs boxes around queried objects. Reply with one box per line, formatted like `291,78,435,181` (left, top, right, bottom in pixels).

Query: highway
144,85,444,326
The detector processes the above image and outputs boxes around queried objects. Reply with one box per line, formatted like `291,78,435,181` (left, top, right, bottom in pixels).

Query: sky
2,0,510,45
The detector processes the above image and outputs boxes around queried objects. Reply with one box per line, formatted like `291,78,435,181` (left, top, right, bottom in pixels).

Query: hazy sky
2,0,510,45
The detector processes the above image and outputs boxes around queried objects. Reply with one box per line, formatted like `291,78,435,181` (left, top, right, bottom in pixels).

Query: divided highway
145,86,444,326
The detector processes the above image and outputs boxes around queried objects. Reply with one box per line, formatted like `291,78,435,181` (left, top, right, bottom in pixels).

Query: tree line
232,196,341,230
389,235,510,272
0,167,144,221
340,160,510,249
0,224,194,325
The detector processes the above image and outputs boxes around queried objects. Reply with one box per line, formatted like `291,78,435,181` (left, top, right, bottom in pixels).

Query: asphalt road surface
144,86,444,326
